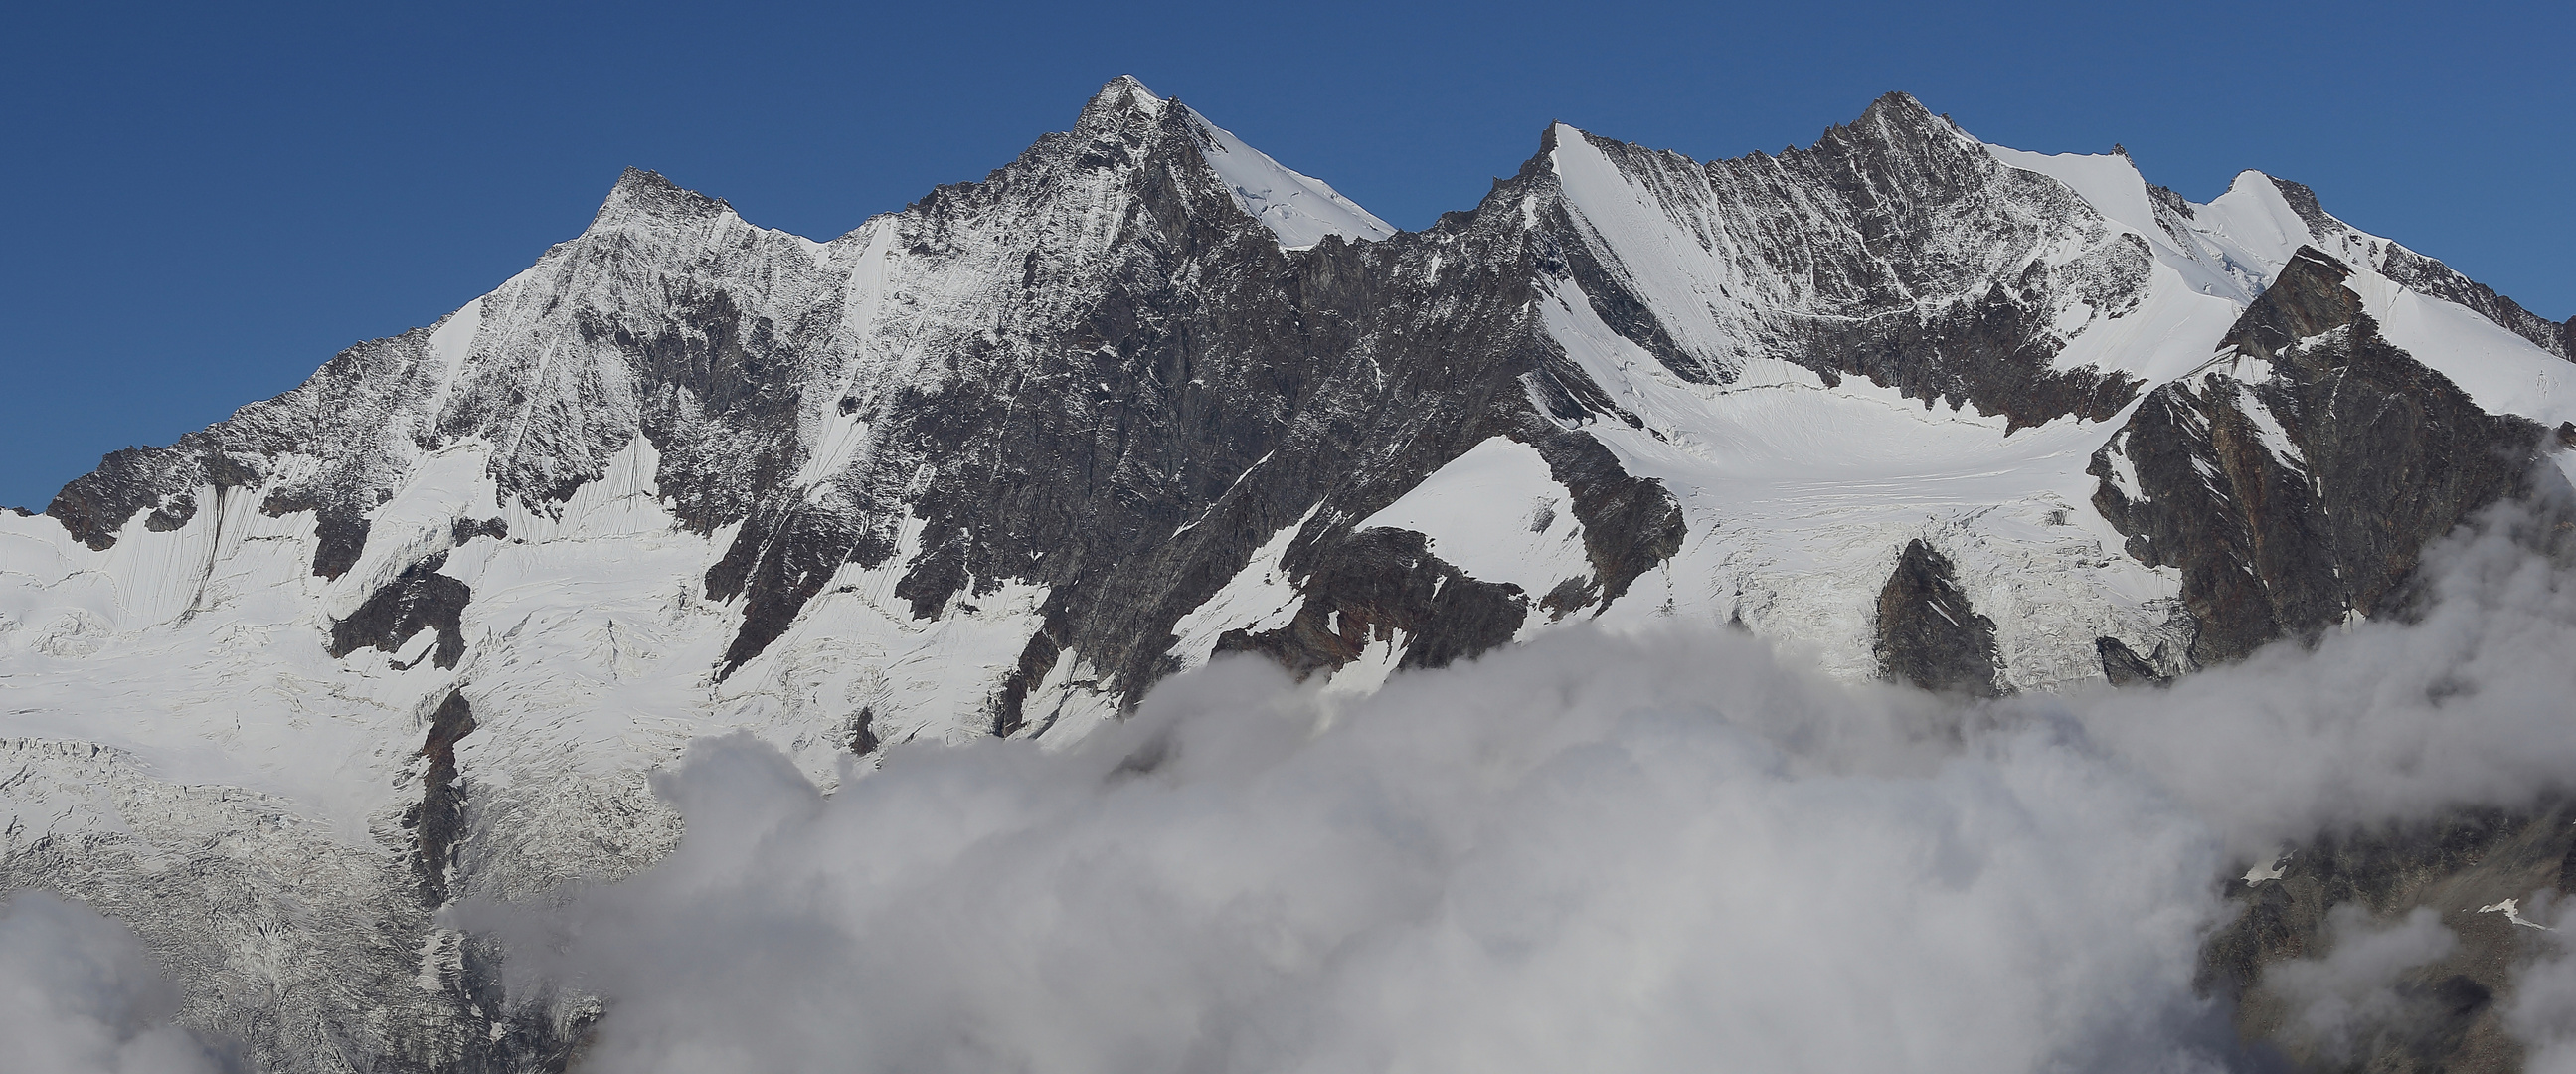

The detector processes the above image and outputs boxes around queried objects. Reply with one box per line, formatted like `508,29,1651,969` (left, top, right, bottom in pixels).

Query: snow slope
1183,111,1395,250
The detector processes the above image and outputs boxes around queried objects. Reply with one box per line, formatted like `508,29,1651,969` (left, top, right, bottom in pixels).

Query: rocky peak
1055,75,1180,170
1083,75,1166,120
1805,90,1994,196
586,167,738,233
2260,175,2339,238
1840,90,1963,147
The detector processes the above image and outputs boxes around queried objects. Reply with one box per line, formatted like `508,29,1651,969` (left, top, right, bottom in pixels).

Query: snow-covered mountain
4,77,2571,1071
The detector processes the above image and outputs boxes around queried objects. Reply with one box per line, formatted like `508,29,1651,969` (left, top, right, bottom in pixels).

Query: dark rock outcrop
1872,539,2006,696
450,516,508,544
2090,248,2571,664
258,489,374,579
328,555,472,670
1523,424,1687,615
1214,527,1529,681
2094,635,2170,687
404,690,477,907
2091,635,2173,684
308,508,371,580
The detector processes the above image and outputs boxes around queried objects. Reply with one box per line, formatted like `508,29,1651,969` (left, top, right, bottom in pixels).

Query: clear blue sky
4,0,2568,510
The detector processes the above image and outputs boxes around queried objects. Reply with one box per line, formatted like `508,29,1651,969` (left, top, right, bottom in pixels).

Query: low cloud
2499,896,2576,1074
455,502,2576,1073
2065,504,2576,855
473,635,2241,1072
2263,906,2460,1058
0,892,233,1074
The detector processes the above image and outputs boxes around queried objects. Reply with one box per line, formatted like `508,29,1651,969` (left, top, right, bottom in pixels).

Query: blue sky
3,0,2568,509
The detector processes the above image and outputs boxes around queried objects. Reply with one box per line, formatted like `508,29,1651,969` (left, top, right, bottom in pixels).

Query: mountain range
4,77,2573,1072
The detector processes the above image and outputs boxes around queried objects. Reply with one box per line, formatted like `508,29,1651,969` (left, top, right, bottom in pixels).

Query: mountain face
4,77,2573,1072
2091,247,2568,666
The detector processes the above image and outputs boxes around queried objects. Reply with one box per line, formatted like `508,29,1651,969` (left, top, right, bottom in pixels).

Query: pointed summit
1845,90,1940,131
1079,74,1167,125
1841,90,1970,147
588,167,734,233
1056,76,1390,250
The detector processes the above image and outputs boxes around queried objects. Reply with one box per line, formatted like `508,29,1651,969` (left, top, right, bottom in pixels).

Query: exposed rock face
787,87,1580,701
406,691,477,907
44,314,518,574
1203,424,1686,687
2094,635,2172,687
1544,94,2151,430
2090,248,2571,665
1213,527,1529,681
2203,802,2576,1073
1522,424,1689,613
1872,539,2006,696
327,554,471,670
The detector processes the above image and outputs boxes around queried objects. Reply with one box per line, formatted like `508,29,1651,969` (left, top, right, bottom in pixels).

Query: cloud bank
2069,504,2576,854
463,502,2576,1073
0,892,232,1074
2262,906,2460,1060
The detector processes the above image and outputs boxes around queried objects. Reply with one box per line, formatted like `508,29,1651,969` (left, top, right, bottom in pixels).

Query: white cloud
2062,503,2576,856
467,629,2245,1072
447,498,2576,1073
2262,905,2459,1059
0,892,233,1074
2508,911,2576,1074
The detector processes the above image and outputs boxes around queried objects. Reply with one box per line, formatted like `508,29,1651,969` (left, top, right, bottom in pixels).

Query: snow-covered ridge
1183,107,1395,250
